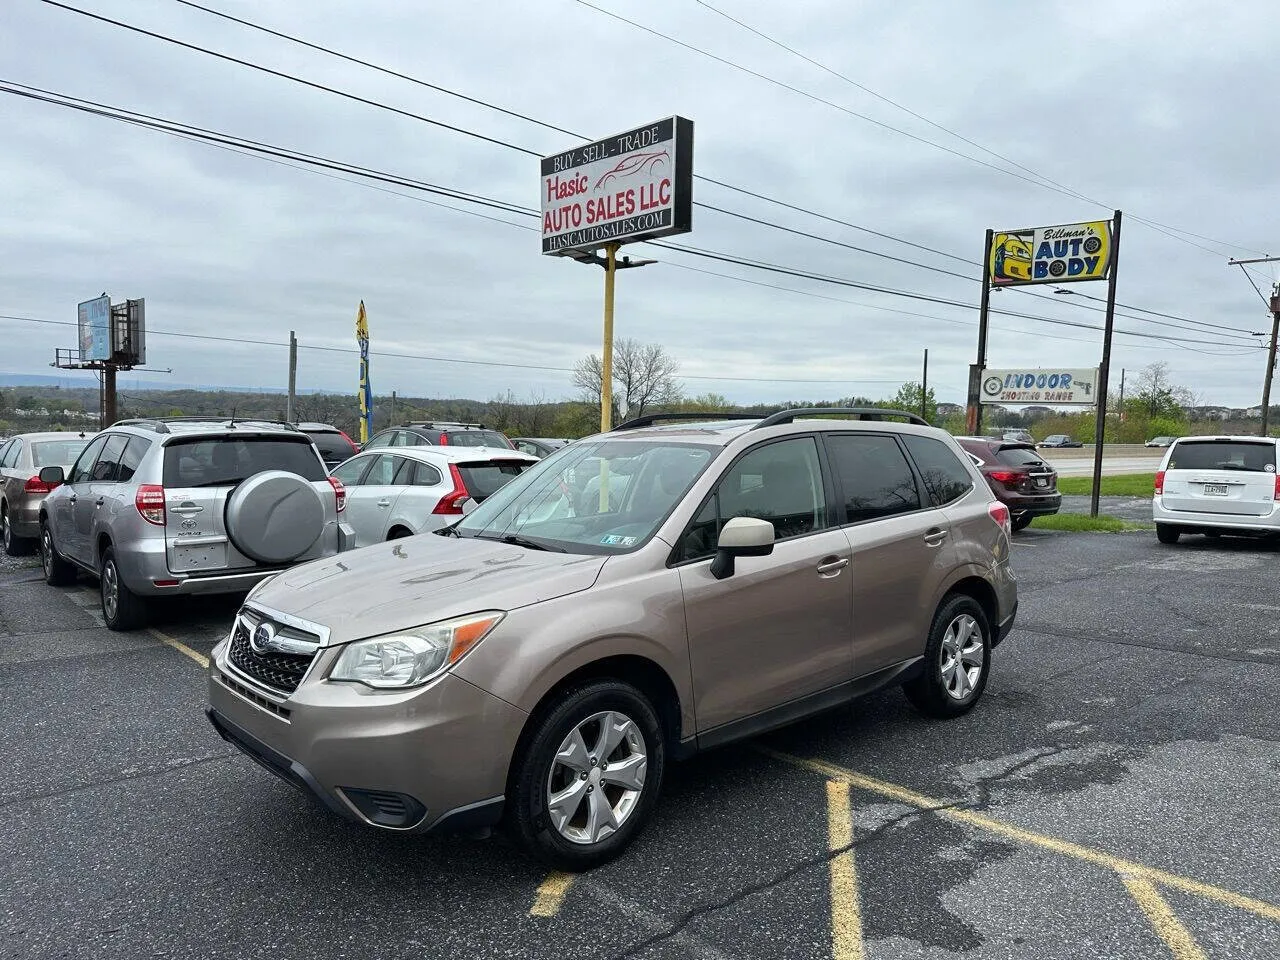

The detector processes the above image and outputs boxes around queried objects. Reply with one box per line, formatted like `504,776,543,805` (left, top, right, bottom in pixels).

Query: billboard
112,299,146,366
989,220,1112,286
541,116,693,255
77,295,111,362
980,368,1099,405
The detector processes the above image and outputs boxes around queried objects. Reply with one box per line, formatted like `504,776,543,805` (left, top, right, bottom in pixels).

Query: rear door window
901,435,974,506
825,434,921,523
456,460,530,501
117,437,150,483
1169,441,1276,472
91,435,129,482
163,437,326,486
0,440,18,468
330,455,371,486
358,454,401,485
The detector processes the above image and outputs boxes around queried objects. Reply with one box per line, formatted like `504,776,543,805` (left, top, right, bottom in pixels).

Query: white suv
1152,436,1279,544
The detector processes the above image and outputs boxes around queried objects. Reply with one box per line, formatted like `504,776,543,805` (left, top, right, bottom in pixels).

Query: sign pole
921,348,929,422
600,242,619,433
1089,210,1123,518
968,229,994,435
1260,287,1280,438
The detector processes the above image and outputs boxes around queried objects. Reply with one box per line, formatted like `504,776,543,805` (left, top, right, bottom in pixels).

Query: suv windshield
447,430,512,449
163,436,326,486
455,439,716,554
1168,440,1276,472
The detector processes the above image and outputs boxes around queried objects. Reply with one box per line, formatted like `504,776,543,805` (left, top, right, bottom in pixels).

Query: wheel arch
939,573,999,635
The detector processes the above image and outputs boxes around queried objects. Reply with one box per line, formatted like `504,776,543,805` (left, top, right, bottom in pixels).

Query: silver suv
38,418,352,630
206,409,1017,869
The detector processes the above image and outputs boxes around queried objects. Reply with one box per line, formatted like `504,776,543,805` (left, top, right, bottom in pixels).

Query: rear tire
100,547,149,631
1011,514,1032,532
40,520,77,586
507,680,665,871
904,594,991,719
1155,524,1181,545
2,505,32,556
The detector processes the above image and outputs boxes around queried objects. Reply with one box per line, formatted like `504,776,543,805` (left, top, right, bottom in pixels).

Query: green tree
883,382,937,424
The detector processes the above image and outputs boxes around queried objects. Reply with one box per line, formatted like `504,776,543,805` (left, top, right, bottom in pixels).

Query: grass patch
1055,473,1155,497
1029,513,1151,533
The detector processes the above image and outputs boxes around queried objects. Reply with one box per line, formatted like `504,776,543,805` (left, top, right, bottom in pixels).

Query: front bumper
207,644,527,834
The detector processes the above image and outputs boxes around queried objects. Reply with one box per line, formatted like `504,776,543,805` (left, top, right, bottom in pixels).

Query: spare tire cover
225,470,325,564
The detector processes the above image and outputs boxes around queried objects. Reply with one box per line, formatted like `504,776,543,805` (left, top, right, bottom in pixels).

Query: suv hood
247,534,607,645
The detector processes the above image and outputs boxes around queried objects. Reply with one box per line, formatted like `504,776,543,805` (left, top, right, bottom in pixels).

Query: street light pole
1227,256,1280,438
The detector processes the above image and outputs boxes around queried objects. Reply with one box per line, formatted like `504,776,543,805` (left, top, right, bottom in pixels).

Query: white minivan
1152,436,1279,543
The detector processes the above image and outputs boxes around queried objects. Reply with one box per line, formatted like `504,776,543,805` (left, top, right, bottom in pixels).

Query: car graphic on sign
992,233,1034,283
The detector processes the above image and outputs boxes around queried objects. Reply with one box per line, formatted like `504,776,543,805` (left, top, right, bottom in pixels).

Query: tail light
24,476,52,494
432,463,470,515
135,485,166,525
438,433,450,445
988,469,1022,485
1274,474,1279,500
327,476,347,512
337,430,359,452
1155,470,1165,496
988,501,1011,537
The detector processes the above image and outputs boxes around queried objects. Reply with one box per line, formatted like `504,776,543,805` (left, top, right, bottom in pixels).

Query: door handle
376,499,392,508
816,557,850,576
923,527,948,546
94,498,105,507
69,495,77,504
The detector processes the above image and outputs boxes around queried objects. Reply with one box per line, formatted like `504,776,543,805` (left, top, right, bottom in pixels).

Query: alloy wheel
940,613,984,700
102,561,119,622
2,513,10,552
41,527,53,578
545,710,648,845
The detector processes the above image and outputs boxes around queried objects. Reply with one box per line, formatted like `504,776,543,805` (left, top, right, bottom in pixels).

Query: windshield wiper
434,522,462,538
475,533,566,553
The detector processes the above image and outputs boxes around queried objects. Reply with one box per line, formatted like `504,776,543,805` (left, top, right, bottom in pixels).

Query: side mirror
39,466,65,487
710,516,775,580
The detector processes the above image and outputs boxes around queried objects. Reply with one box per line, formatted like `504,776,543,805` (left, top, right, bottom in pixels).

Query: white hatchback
329,445,538,548
1152,436,1279,544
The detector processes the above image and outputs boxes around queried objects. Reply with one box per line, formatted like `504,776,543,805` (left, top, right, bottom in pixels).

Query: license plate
1034,478,1049,488
173,541,227,570
1202,483,1229,497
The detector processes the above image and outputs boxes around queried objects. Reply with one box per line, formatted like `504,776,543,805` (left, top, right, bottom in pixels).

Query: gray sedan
0,431,95,555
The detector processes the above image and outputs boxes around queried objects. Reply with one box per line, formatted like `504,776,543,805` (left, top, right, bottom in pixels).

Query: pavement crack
604,801,961,960
0,753,233,810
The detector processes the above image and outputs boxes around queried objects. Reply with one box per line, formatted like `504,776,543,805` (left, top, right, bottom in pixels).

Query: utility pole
921,348,929,422
1227,257,1280,437
391,389,398,426
285,330,297,423
1118,368,1125,422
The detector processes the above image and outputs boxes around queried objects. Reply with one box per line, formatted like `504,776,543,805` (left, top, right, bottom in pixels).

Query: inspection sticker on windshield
600,535,638,547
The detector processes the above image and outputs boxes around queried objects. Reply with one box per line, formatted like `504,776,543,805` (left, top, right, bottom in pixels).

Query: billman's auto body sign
988,220,1113,286
980,368,1099,405
541,116,693,255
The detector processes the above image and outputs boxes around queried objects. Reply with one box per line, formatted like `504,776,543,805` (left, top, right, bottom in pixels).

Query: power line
42,2,1264,335
3,81,1262,358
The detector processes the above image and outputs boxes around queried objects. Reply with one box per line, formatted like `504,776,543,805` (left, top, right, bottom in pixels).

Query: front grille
217,671,291,719
227,617,316,694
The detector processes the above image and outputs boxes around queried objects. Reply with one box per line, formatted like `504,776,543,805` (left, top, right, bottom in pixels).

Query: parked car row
0,431,96,556
1152,435,1280,544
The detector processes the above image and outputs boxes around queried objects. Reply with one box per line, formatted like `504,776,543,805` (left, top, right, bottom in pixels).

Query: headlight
330,611,505,689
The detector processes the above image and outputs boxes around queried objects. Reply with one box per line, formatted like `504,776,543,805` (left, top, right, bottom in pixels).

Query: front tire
904,594,991,719
100,547,149,631
507,680,665,871
40,520,77,585
1156,524,1180,545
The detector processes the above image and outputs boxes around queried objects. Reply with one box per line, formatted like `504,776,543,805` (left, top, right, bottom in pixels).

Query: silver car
0,431,96,556
330,445,538,547
38,418,352,630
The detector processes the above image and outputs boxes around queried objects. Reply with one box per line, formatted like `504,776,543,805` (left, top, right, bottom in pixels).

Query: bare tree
1132,361,1194,419
572,338,682,420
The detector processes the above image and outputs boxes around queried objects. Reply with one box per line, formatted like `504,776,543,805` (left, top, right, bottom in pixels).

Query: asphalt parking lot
2,530,1278,960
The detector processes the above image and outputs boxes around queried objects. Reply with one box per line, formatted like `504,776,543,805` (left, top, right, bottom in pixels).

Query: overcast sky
3,0,1279,408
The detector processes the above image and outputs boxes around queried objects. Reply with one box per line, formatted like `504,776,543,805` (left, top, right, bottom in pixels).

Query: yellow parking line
826,781,867,960
148,628,209,669
1120,872,1207,960
762,749,1280,923
529,871,576,917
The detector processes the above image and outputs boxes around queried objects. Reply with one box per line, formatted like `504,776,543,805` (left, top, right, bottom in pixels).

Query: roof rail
113,418,171,434
403,421,487,429
753,407,930,429
112,416,301,433
611,412,762,432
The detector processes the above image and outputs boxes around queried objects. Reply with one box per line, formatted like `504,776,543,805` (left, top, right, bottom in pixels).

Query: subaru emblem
250,622,276,654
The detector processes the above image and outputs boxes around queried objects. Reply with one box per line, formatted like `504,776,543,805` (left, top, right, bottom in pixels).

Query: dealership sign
541,116,693,255
980,368,1099,405
989,220,1113,286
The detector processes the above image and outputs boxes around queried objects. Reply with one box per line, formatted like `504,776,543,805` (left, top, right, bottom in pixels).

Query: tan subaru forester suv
206,409,1017,870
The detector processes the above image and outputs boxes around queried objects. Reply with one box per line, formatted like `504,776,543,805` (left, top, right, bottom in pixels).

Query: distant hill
0,372,336,394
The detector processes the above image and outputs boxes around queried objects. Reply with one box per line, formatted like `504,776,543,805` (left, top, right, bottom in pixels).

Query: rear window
447,430,513,449
995,446,1048,468
163,437,326,486
32,438,92,468
457,460,530,501
306,431,354,460
1168,441,1276,473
